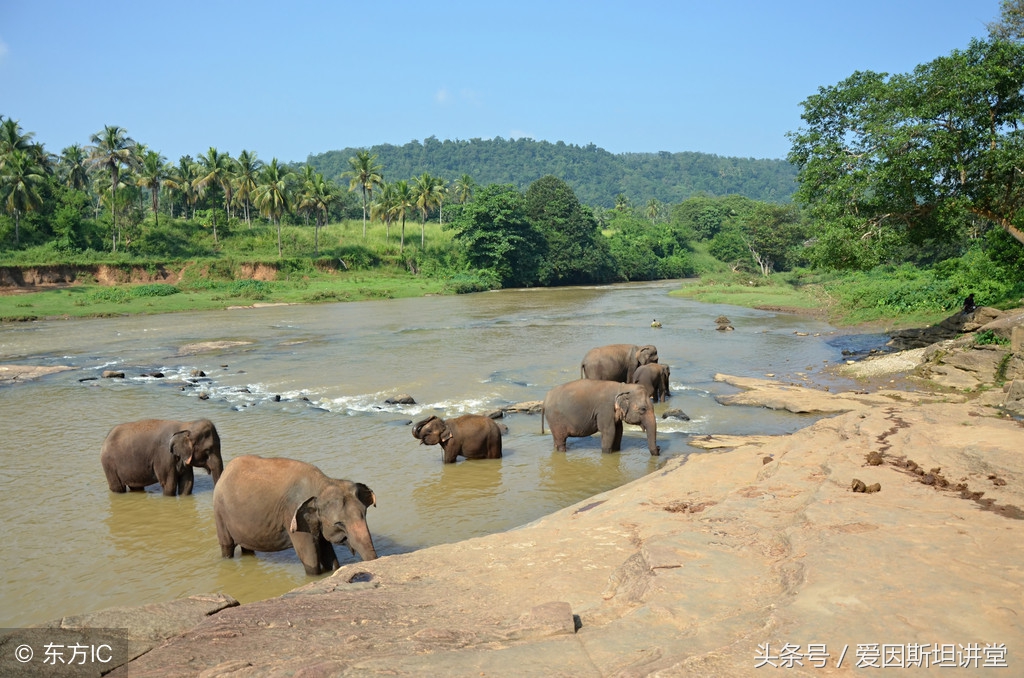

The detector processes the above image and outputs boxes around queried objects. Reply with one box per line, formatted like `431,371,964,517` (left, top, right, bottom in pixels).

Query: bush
131,284,180,298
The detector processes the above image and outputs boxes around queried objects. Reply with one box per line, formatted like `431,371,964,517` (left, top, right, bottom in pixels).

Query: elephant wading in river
412,414,503,463
100,418,224,496
213,455,377,575
542,379,660,455
580,344,658,383
631,363,671,402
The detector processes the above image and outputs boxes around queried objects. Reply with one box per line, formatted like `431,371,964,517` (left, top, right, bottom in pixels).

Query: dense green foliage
307,138,798,208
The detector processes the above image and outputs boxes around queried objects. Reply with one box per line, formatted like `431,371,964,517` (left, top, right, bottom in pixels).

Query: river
0,281,876,627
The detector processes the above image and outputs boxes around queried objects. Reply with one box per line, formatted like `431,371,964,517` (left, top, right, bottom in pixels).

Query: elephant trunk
346,520,378,561
641,408,660,456
206,453,224,485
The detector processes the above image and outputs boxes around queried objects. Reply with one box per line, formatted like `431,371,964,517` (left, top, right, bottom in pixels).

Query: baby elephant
100,418,223,496
213,455,377,575
631,363,671,402
412,414,503,463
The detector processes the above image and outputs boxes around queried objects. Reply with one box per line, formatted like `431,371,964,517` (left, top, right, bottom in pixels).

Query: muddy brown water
0,281,871,627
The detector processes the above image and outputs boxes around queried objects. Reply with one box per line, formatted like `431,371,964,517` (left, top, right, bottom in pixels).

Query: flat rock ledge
34,373,1021,677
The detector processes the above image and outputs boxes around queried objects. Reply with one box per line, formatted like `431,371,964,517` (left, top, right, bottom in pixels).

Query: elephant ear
439,423,454,445
412,416,438,439
355,483,377,508
290,496,320,535
614,391,633,421
169,430,193,467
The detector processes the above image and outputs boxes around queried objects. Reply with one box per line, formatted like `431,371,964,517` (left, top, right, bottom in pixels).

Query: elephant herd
97,343,669,575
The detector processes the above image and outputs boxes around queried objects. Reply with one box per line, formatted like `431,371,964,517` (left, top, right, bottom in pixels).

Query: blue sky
0,1,1001,164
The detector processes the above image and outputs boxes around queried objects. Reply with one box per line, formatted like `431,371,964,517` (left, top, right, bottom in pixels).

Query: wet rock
385,394,416,405
661,408,691,420
190,369,206,377
102,370,125,379
504,400,544,414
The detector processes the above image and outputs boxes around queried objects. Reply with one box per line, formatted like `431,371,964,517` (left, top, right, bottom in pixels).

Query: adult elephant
580,344,659,383
631,363,671,402
412,414,503,463
100,418,224,496
213,455,377,575
542,379,660,456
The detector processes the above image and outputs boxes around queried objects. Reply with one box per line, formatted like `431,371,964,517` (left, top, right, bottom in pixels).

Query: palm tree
165,156,201,219
453,173,476,204
0,117,46,169
302,172,337,255
136,150,168,226
253,158,293,256
88,125,137,252
197,147,237,242
390,180,415,252
58,144,90,191
342,151,383,238
296,164,318,227
646,198,661,224
371,181,398,246
412,172,446,249
0,149,47,244
233,149,262,227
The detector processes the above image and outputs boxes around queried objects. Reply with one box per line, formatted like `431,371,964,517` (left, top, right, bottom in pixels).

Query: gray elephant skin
632,363,671,402
541,379,660,455
412,414,503,463
580,343,659,383
100,418,224,496
213,455,377,575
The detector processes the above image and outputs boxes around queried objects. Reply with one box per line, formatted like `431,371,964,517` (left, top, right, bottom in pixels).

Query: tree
197,147,237,243
788,38,1024,270
343,151,383,238
988,0,1024,40
165,156,201,219
737,203,804,276
412,172,445,249
88,125,137,252
253,158,293,256
136,150,168,226
299,171,336,255
524,175,614,285
0,149,47,244
0,117,46,169
371,181,398,245
446,184,544,287
234,149,262,227
58,144,90,191
389,180,415,252
453,173,476,204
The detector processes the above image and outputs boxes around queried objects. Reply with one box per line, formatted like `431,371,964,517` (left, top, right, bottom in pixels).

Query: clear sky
0,0,1001,165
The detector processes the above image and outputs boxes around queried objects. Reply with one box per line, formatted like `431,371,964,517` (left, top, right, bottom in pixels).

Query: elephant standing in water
213,455,378,575
542,379,660,455
100,418,224,496
580,344,659,383
631,363,671,402
412,414,503,463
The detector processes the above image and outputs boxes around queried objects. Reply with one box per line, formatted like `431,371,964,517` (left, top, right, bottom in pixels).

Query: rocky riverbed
4,308,1023,677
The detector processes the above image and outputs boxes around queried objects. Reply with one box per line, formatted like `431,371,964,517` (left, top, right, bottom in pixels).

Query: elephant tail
540,407,546,435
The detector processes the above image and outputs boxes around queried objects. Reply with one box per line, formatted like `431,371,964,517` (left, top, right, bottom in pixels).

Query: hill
306,137,797,208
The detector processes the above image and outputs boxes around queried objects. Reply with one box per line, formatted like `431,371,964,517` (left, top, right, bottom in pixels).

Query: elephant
631,363,671,402
412,414,503,463
541,379,660,456
580,344,659,383
213,454,377,575
100,418,224,496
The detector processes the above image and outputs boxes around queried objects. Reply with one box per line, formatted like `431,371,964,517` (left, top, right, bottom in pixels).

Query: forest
1,1,1024,321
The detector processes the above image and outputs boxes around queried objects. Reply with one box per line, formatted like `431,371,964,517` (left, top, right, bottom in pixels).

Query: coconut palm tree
88,125,138,252
197,147,237,242
412,172,446,249
0,117,46,169
646,198,661,224
233,149,262,227
302,172,337,256
371,181,398,246
453,173,475,204
136,150,168,226
342,151,383,238
58,144,90,191
390,180,415,253
165,156,201,219
0,148,47,244
253,158,293,256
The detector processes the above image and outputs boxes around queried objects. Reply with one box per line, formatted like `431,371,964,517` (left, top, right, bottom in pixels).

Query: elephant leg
177,467,195,495
604,422,624,453
289,531,324,575
317,537,340,572
550,426,569,452
104,468,127,493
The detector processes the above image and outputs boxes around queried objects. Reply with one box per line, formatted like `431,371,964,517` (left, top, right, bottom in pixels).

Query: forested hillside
307,137,797,208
